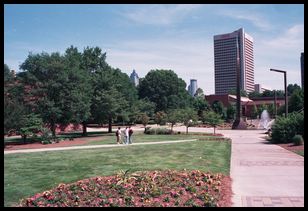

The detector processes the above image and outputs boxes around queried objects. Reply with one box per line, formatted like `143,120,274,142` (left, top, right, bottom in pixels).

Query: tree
194,88,205,98
4,64,27,135
202,111,223,135
181,108,198,134
226,105,236,121
192,97,210,118
228,88,248,97
154,111,167,126
63,46,93,136
19,113,43,143
166,109,184,133
287,83,301,96
138,69,191,112
211,100,226,119
251,104,258,119
288,89,304,113
248,91,262,99
137,113,150,132
20,52,68,137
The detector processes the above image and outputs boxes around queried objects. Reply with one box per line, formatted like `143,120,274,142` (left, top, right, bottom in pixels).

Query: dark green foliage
287,83,302,96
250,104,258,119
19,114,43,143
288,89,304,113
228,88,248,97
138,69,191,112
211,100,226,119
292,135,304,146
40,127,53,144
144,127,172,135
192,97,210,118
271,112,304,143
226,105,236,121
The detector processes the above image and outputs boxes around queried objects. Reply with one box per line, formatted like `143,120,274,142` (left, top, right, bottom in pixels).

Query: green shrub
292,135,304,146
155,128,172,135
271,112,304,144
144,127,172,135
40,127,53,144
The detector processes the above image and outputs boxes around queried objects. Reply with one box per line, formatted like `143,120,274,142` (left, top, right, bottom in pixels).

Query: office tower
214,28,254,95
301,52,304,89
130,69,139,87
188,79,197,97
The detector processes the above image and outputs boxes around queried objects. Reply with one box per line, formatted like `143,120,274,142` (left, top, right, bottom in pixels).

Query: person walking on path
124,127,129,145
128,126,133,144
116,127,122,144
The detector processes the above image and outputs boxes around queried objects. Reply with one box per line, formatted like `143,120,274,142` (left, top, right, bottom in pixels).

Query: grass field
4,135,231,207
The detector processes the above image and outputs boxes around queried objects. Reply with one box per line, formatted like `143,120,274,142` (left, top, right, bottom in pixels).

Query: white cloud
122,4,203,26
106,37,215,94
253,24,303,89
266,24,304,49
220,10,271,31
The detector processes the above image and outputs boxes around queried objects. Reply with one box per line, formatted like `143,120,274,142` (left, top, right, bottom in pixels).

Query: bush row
144,127,172,135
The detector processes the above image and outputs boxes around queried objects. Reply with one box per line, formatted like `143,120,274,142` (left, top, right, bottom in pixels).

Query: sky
4,4,304,95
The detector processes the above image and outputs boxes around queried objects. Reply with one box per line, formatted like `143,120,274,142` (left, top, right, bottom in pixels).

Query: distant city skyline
4,4,304,94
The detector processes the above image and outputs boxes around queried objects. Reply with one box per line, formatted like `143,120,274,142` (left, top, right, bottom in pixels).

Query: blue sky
4,4,304,94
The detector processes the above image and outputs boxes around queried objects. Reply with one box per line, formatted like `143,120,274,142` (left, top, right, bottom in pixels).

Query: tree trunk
214,126,216,135
108,115,112,133
23,135,27,144
171,124,174,134
186,126,188,134
51,122,56,138
82,122,87,137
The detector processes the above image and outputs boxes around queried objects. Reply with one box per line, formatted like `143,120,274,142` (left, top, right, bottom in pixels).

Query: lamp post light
270,69,288,118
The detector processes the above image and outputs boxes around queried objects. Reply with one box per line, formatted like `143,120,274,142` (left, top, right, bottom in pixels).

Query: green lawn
4,135,231,207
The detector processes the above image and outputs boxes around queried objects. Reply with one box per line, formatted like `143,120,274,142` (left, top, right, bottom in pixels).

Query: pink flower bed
19,170,231,207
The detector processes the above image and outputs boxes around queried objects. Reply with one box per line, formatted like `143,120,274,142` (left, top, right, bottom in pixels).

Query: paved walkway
4,139,197,154
221,129,304,207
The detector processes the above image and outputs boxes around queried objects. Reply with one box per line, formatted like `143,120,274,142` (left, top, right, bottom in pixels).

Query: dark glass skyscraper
214,28,254,95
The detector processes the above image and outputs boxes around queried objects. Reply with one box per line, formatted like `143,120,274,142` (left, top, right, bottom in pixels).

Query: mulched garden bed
277,143,304,154
19,169,232,207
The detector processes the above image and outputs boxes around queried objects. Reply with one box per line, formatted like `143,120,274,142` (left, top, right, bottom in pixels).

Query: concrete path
4,139,197,154
222,129,304,207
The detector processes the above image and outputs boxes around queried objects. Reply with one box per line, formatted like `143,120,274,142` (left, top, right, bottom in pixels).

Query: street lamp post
270,69,288,118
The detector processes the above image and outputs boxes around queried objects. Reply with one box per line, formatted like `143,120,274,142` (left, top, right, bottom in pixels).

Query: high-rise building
130,69,139,87
188,79,198,97
214,28,254,95
301,52,304,89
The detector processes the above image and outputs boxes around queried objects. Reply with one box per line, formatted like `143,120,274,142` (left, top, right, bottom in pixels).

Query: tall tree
181,108,198,134
138,69,191,112
202,111,223,135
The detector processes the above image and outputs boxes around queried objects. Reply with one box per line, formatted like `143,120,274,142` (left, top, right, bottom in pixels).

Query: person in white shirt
125,127,129,145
